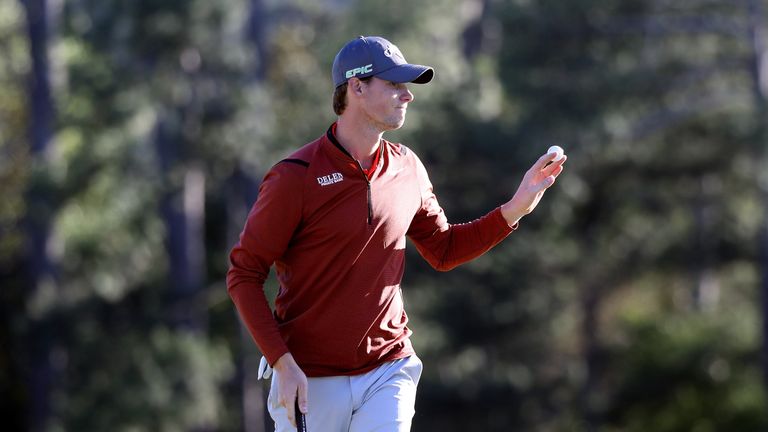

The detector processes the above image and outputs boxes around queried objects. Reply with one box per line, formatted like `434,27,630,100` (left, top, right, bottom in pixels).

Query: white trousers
268,355,423,432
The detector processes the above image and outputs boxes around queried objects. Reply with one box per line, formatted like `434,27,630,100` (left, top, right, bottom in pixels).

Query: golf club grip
295,397,307,432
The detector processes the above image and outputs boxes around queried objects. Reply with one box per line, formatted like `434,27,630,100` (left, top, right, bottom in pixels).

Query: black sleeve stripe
279,158,310,167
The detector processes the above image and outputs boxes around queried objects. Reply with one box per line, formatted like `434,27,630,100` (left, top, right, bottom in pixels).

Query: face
356,77,415,131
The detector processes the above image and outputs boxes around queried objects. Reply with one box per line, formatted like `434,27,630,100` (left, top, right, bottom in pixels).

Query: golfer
227,35,566,431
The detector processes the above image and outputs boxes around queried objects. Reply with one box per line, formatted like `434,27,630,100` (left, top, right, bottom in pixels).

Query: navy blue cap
332,36,434,88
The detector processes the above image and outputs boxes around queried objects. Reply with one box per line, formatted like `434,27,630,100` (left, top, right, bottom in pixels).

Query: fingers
278,387,298,426
531,153,566,176
533,151,558,171
543,154,567,173
540,161,565,188
546,161,565,180
540,175,555,189
279,382,308,427
281,391,298,427
525,154,565,188
298,382,308,414
536,162,564,191
273,353,308,427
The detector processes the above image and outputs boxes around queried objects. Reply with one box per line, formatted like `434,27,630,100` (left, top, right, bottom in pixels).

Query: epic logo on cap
345,64,373,79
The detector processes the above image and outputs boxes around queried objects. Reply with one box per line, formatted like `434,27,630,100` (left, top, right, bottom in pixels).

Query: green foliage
0,2,30,428
605,314,768,432
57,325,234,432
0,0,29,265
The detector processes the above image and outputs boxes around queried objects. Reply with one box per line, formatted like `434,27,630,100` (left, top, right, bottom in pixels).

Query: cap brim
376,64,434,84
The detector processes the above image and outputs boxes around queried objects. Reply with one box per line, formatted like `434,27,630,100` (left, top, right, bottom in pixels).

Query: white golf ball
547,145,565,162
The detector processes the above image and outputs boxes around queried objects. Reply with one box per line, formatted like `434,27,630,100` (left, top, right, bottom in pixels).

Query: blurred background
2,0,768,430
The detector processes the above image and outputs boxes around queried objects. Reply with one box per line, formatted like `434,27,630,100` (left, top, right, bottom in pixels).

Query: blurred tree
0,2,32,431
18,0,62,430
347,0,767,430
604,315,768,431
5,0,768,431
227,0,273,429
13,0,256,429
745,0,768,402
520,0,768,429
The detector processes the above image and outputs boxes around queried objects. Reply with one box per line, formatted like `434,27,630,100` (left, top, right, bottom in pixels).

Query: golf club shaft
295,397,307,432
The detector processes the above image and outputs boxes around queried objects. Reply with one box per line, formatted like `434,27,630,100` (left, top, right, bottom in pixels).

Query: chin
378,120,405,132
389,116,407,130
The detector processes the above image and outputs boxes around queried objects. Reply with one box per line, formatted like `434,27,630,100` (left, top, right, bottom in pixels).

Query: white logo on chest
317,172,344,186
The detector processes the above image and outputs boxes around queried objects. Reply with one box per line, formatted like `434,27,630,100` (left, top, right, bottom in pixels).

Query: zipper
326,126,376,225
365,177,373,225
350,158,373,225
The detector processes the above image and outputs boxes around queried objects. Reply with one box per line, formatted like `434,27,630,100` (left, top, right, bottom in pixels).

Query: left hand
272,353,308,427
500,151,567,226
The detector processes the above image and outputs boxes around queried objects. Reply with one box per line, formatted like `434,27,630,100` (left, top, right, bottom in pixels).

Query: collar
326,123,384,180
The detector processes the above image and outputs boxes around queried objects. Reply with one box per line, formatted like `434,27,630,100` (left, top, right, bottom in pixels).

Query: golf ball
547,145,565,162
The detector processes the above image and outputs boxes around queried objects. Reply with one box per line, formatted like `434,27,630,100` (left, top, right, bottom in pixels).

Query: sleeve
406,153,517,271
226,162,304,365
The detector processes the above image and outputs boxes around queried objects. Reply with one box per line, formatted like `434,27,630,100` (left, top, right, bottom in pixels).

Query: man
227,35,566,431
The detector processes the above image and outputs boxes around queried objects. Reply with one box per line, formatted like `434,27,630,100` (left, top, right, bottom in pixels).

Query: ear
348,78,365,96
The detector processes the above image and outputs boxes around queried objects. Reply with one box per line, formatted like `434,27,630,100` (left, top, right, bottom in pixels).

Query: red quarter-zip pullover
227,124,516,377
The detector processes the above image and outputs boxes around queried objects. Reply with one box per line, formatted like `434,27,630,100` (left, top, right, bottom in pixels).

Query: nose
401,87,414,103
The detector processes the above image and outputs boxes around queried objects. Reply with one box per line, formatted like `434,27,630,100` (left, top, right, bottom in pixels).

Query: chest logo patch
317,172,344,186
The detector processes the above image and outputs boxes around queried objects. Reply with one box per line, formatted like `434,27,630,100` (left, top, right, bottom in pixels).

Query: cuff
493,206,519,231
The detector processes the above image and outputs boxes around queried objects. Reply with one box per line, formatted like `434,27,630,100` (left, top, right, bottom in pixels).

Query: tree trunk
20,0,57,430
154,115,208,332
23,0,54,156
246,0,269,81
579,229,602,432
226,165,269,432
693,176,719,311
461,0,496,60
232,0,273,428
